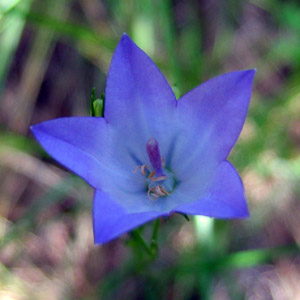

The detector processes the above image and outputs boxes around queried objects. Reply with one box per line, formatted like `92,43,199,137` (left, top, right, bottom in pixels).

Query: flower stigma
134,137,176,200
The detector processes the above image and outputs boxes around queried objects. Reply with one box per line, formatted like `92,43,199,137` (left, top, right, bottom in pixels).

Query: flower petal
172,70,255,176
93,189,164,243
175,161,249,218
105,34,177,124
31,117,130,190
102,34,180,179
31,117,178,214
104,34,177,153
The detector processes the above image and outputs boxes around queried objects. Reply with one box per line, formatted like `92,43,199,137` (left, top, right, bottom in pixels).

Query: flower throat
134,138,175,200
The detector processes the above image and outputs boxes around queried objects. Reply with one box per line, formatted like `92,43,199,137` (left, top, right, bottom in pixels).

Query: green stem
131,230,153,257
150,218,160,257
130,219,161,259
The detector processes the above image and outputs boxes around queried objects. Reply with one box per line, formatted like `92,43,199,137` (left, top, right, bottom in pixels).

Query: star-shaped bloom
31,34,255,244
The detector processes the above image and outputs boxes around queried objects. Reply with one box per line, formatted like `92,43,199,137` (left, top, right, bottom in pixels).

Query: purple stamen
146,138,164,177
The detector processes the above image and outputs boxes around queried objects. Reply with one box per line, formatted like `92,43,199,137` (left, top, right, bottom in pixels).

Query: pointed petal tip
231,210,249,219
94,236,104,245
224,68,256,78
30,121,53,138
232,198,250,218
239,207,250,218
229,69,256,88
30,123,41,136
245,68,257,73
246,68,256,76
119,32,133,45
93,233,120,244
115,33,138,57
93,236,106,245
233,68,256,79
240,68,256,81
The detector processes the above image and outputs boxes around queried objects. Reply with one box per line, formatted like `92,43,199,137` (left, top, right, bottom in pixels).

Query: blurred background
0,0,300,299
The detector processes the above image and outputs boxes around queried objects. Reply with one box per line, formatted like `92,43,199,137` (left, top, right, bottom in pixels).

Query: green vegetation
0,0,300,299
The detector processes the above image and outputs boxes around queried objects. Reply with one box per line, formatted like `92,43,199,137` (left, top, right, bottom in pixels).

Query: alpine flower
31,34,255,244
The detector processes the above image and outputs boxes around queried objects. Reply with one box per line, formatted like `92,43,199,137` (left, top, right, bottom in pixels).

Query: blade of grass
9,0,68,133
0,0,33,93
3,6,116,50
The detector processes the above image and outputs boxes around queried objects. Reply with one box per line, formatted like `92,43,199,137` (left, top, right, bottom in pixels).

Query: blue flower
31,34,255,244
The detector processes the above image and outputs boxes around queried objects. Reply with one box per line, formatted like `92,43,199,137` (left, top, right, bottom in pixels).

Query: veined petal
93,190,164,244
175,161,249,218
31,117,177,214
105,34,177,124
31,117,132,190
172,70,255,176
104,34,177,156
